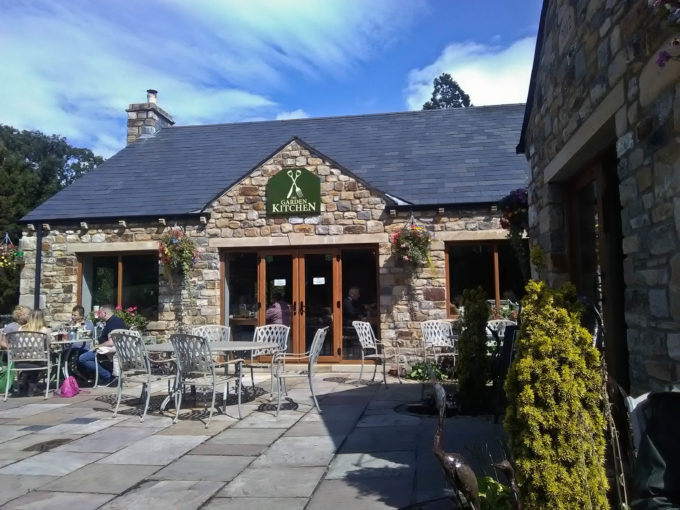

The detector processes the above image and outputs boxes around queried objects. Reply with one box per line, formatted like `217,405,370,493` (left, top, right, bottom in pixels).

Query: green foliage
0,124,103,312
114,305,148,332
158,226,198,287
479,476,512,510
408,359,449,381
422,73,472,109
457,286,490,413
504,280,609,510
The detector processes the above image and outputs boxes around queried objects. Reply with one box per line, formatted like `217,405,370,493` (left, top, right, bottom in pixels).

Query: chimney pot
147,89,158,104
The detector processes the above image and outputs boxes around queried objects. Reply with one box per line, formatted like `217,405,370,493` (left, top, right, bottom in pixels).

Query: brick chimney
125,89,175,145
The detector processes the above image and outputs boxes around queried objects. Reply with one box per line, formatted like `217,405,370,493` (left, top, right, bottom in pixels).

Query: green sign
267,168,320,216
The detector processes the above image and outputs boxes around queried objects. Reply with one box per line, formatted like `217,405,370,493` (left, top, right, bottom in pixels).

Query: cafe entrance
222,247,377,362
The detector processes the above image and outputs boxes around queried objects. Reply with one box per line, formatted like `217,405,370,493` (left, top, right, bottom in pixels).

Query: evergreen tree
423,73,472,109
0,125,103,312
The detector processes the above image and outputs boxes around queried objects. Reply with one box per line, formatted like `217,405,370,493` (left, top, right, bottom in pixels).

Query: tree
0,125,103,312
422,73,472,109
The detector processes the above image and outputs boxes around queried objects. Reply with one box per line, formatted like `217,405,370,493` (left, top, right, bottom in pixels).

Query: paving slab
156,415,234,435
0,474,56,506
231,410,303,428
0,425,32,444
355,412,421,427
189,442,267,456
149,454,253,481
39,463,159,493
251,435,344,467
52,425,161,453
340,425,421,453
98,434,208,465
0,403,70,419
284,418,356,437
0,450,106,476
2,490,113,509
326,451,416,479
209,426,285,445
219,466,325,498
37,415,127,435
203,497,308,510
308,478,412,510
106,480,223,510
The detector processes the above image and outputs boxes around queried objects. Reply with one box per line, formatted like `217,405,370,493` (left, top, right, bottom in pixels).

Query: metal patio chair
191,325,231,343
420,319,457,366
4,331,52,401
110,330,170,422
352,320,403,385
170,333,243,427
94,329,140,388
243,324,289,393
273,326,328,416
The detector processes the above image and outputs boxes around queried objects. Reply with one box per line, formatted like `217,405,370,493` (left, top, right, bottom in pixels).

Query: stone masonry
522,0,680,393
19,140,506,352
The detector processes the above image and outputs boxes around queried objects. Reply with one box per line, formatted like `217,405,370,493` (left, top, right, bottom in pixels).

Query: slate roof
23,103,529,222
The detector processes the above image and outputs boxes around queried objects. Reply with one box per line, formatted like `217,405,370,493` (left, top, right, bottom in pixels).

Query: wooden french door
259,248,342,362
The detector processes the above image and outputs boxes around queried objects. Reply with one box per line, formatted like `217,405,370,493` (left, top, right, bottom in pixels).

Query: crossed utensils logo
286,169,303,199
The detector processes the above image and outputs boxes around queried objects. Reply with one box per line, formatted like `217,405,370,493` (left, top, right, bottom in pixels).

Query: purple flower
657,50,672,67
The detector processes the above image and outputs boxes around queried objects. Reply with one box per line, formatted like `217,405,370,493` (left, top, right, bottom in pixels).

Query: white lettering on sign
274,279,286,286
313,277,325,285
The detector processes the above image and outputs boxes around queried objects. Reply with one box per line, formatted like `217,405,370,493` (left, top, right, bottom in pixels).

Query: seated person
1,305,31,350
70,305,95,337
77,304,127,385
343,286,366,326
16,309,52,396
265,292,291,326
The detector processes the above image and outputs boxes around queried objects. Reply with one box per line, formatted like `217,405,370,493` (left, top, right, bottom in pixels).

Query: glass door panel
226,252,259,342
265,254,294,353
302,253,334,357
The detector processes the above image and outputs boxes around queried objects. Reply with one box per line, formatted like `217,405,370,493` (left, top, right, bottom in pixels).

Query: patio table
50,336,94,387
146,341,279,412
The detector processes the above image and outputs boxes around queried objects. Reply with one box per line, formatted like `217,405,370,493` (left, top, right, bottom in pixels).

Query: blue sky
0,0,542,158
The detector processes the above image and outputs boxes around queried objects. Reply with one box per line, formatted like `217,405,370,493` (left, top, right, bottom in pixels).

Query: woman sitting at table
15,309,52,396
1,305,31,350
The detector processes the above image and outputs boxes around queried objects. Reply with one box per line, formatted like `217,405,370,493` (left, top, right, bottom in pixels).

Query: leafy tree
0,125,103,312
422,73,472,109
457,286,490,413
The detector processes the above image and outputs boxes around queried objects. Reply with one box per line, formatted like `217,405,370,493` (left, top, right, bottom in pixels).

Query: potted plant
158,226,198,287
114,305,149,332
391,224,434,267
0,232,22,272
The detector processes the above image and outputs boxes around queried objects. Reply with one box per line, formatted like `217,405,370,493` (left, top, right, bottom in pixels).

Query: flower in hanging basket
158,227,198,284
391,224,433,267
0,244,21,271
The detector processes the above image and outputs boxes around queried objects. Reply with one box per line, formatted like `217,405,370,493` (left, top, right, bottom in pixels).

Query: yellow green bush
504,280,609,509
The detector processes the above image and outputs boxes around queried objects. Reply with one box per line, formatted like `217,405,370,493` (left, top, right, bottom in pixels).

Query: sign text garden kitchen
267,167,321,216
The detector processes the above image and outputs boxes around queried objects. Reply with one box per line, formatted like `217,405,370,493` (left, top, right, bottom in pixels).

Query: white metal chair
274,326,328,416
243,324,290,393
420,320,457,366
110,330,161,422
93,329,139,388
4,331,52,401
191,325,231,343
352,321,403,385
170,333,243,427
486,319,517,352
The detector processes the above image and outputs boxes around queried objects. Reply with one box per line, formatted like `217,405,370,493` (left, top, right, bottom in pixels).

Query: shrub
457,286,490,413
504,280,608,509
408,359,450,381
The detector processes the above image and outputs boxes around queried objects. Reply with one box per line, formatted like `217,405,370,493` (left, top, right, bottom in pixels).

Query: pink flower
115,305,122,311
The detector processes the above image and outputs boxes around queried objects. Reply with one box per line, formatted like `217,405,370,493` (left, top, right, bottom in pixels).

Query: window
447,241,526,316
80,254,158,319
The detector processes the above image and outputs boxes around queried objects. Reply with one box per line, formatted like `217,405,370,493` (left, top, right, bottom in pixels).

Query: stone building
19,90,528,366
518,0,680,393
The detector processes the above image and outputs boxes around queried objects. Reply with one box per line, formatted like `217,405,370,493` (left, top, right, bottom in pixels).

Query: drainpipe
34,224,43,310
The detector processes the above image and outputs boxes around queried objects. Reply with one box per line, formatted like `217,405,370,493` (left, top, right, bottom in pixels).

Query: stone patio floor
0,372,505,509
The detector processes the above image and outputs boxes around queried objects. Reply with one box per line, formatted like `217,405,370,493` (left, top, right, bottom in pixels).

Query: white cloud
0,0,420,157
405,37,536,110
275,109,309,121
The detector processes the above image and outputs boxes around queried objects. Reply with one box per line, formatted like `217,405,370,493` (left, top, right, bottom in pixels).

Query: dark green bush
457,286,490,413
408,360,449,381
504,280,608,509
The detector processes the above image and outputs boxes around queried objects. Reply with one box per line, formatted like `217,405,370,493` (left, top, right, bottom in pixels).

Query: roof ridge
172,103,527,130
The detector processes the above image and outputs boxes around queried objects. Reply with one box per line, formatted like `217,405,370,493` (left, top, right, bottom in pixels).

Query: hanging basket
390,216,433,268
158,226,198,286
0,232,22,272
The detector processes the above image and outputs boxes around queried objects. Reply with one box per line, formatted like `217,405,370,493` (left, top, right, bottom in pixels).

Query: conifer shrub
504,280,609,509
457,286,490,413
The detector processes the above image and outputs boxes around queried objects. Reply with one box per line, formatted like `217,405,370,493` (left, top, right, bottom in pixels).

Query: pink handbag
56,376,80,397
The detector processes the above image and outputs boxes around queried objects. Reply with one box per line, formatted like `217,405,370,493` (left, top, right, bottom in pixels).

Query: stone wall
19,140,507,350
523,0,680,392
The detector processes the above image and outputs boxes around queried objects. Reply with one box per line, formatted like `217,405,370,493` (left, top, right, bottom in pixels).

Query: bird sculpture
493,459,521,510
432,381,480,510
